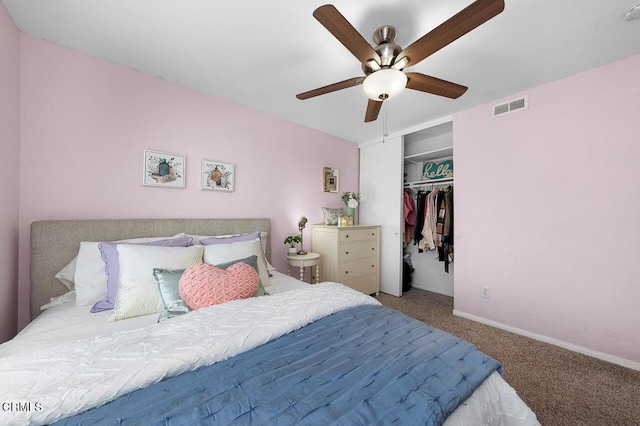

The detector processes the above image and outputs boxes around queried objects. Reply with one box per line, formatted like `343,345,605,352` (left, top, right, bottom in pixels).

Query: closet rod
404,178,453,189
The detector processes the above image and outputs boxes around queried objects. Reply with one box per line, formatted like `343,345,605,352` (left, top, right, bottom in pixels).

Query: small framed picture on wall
202,159,235,191
143,150,186,188
323,167,339,193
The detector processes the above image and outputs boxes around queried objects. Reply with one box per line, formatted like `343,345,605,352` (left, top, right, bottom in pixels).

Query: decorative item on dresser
341,191,360,225
312,224,380,295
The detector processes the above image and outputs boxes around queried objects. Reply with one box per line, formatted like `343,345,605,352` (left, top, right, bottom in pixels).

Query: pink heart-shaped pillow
179,262,259,310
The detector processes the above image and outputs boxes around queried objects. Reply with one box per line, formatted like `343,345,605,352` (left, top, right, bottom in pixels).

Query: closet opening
402,121,454,297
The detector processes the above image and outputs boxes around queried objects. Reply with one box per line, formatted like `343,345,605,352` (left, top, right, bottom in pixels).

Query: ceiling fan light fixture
624,2,640,20
363,69,407,101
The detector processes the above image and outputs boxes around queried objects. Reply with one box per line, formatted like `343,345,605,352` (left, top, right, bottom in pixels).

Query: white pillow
191,231,276,272
109,244,204,322
41,290,76,311
54,257,77,290
73,234,186,306
203,238,271,288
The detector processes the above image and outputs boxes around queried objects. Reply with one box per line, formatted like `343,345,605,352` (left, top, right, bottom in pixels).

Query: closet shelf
404,147,453,165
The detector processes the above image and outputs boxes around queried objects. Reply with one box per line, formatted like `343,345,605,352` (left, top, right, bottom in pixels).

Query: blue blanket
56,305,501,425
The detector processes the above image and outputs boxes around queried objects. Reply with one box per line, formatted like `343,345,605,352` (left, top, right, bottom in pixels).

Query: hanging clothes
436,187,454,273
418,191,436,251
428,189,439,247
403,183,454,273
403,190,416,247
434,191,446,246
413,191,427,245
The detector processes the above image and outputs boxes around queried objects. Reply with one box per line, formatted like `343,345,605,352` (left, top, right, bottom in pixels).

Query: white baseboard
453,310,640,371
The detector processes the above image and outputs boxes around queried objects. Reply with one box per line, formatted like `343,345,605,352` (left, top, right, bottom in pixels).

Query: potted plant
283,235,302,255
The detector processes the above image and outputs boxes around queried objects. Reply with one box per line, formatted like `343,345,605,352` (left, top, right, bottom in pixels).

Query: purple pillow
200,232,271,276
90,236,193,313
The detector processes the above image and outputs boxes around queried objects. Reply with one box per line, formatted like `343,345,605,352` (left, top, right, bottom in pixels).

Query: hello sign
421,157,454,181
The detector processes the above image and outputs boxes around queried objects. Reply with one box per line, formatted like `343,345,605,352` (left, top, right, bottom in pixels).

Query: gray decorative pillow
322,207,344,225
153,268,188,322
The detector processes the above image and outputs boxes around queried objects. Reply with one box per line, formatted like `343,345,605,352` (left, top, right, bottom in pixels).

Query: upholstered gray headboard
30,218,271,320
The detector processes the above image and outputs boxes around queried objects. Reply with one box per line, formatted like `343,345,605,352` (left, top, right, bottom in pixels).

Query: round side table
287,252,320,283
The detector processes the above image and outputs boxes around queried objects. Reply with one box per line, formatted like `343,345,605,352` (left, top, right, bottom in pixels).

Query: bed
0,218,539,425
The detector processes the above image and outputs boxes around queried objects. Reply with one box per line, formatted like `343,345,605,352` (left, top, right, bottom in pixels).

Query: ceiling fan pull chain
383,103,389,142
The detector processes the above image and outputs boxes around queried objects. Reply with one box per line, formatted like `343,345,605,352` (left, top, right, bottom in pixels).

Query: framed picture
143,150,186,188
202,159,235,191
323,167,339,193
338,215,353,227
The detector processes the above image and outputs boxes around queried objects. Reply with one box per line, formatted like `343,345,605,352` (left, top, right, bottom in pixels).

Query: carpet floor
376,288,640,426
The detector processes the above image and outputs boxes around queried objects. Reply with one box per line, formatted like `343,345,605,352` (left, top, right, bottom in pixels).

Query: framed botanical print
143,150,186,188
202,159,235,191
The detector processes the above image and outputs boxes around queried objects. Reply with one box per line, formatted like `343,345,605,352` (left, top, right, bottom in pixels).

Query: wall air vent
492,96,528,117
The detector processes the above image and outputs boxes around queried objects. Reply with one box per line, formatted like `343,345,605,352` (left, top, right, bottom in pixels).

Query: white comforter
0,283,378,426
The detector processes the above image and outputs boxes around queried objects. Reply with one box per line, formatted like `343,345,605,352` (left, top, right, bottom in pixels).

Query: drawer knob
345,251,349,255
345,235,349,238
345,271,349,274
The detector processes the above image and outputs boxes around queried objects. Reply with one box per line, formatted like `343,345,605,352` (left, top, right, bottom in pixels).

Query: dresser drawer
339,228,378,243
338,258,379,281
343,274,379,295
339,241,377,262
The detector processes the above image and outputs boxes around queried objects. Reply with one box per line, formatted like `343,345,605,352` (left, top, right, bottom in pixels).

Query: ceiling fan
296,0,505,122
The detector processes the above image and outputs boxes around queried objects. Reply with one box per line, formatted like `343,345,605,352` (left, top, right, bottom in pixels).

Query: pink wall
0,3,21,342
453,54,640,363
16,35,359,332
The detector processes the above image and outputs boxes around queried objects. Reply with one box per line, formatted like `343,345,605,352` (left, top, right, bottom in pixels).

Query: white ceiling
3,0,640,144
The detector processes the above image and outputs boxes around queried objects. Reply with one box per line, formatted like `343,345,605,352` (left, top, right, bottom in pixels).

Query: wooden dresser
312,224,380,295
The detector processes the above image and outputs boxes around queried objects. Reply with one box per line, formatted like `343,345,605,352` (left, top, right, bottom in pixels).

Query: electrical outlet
481,287,490,298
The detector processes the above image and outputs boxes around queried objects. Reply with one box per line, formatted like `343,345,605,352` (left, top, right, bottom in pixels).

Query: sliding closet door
359,136,403,297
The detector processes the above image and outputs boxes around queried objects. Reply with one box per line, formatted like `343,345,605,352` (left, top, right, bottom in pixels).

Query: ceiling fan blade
365,99,383,122
395,0,504,68
313,5,381,66
406,73,467,99
296,77,364,100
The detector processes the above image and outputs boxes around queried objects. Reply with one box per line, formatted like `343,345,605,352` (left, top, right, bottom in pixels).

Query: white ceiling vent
492,96,528,117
